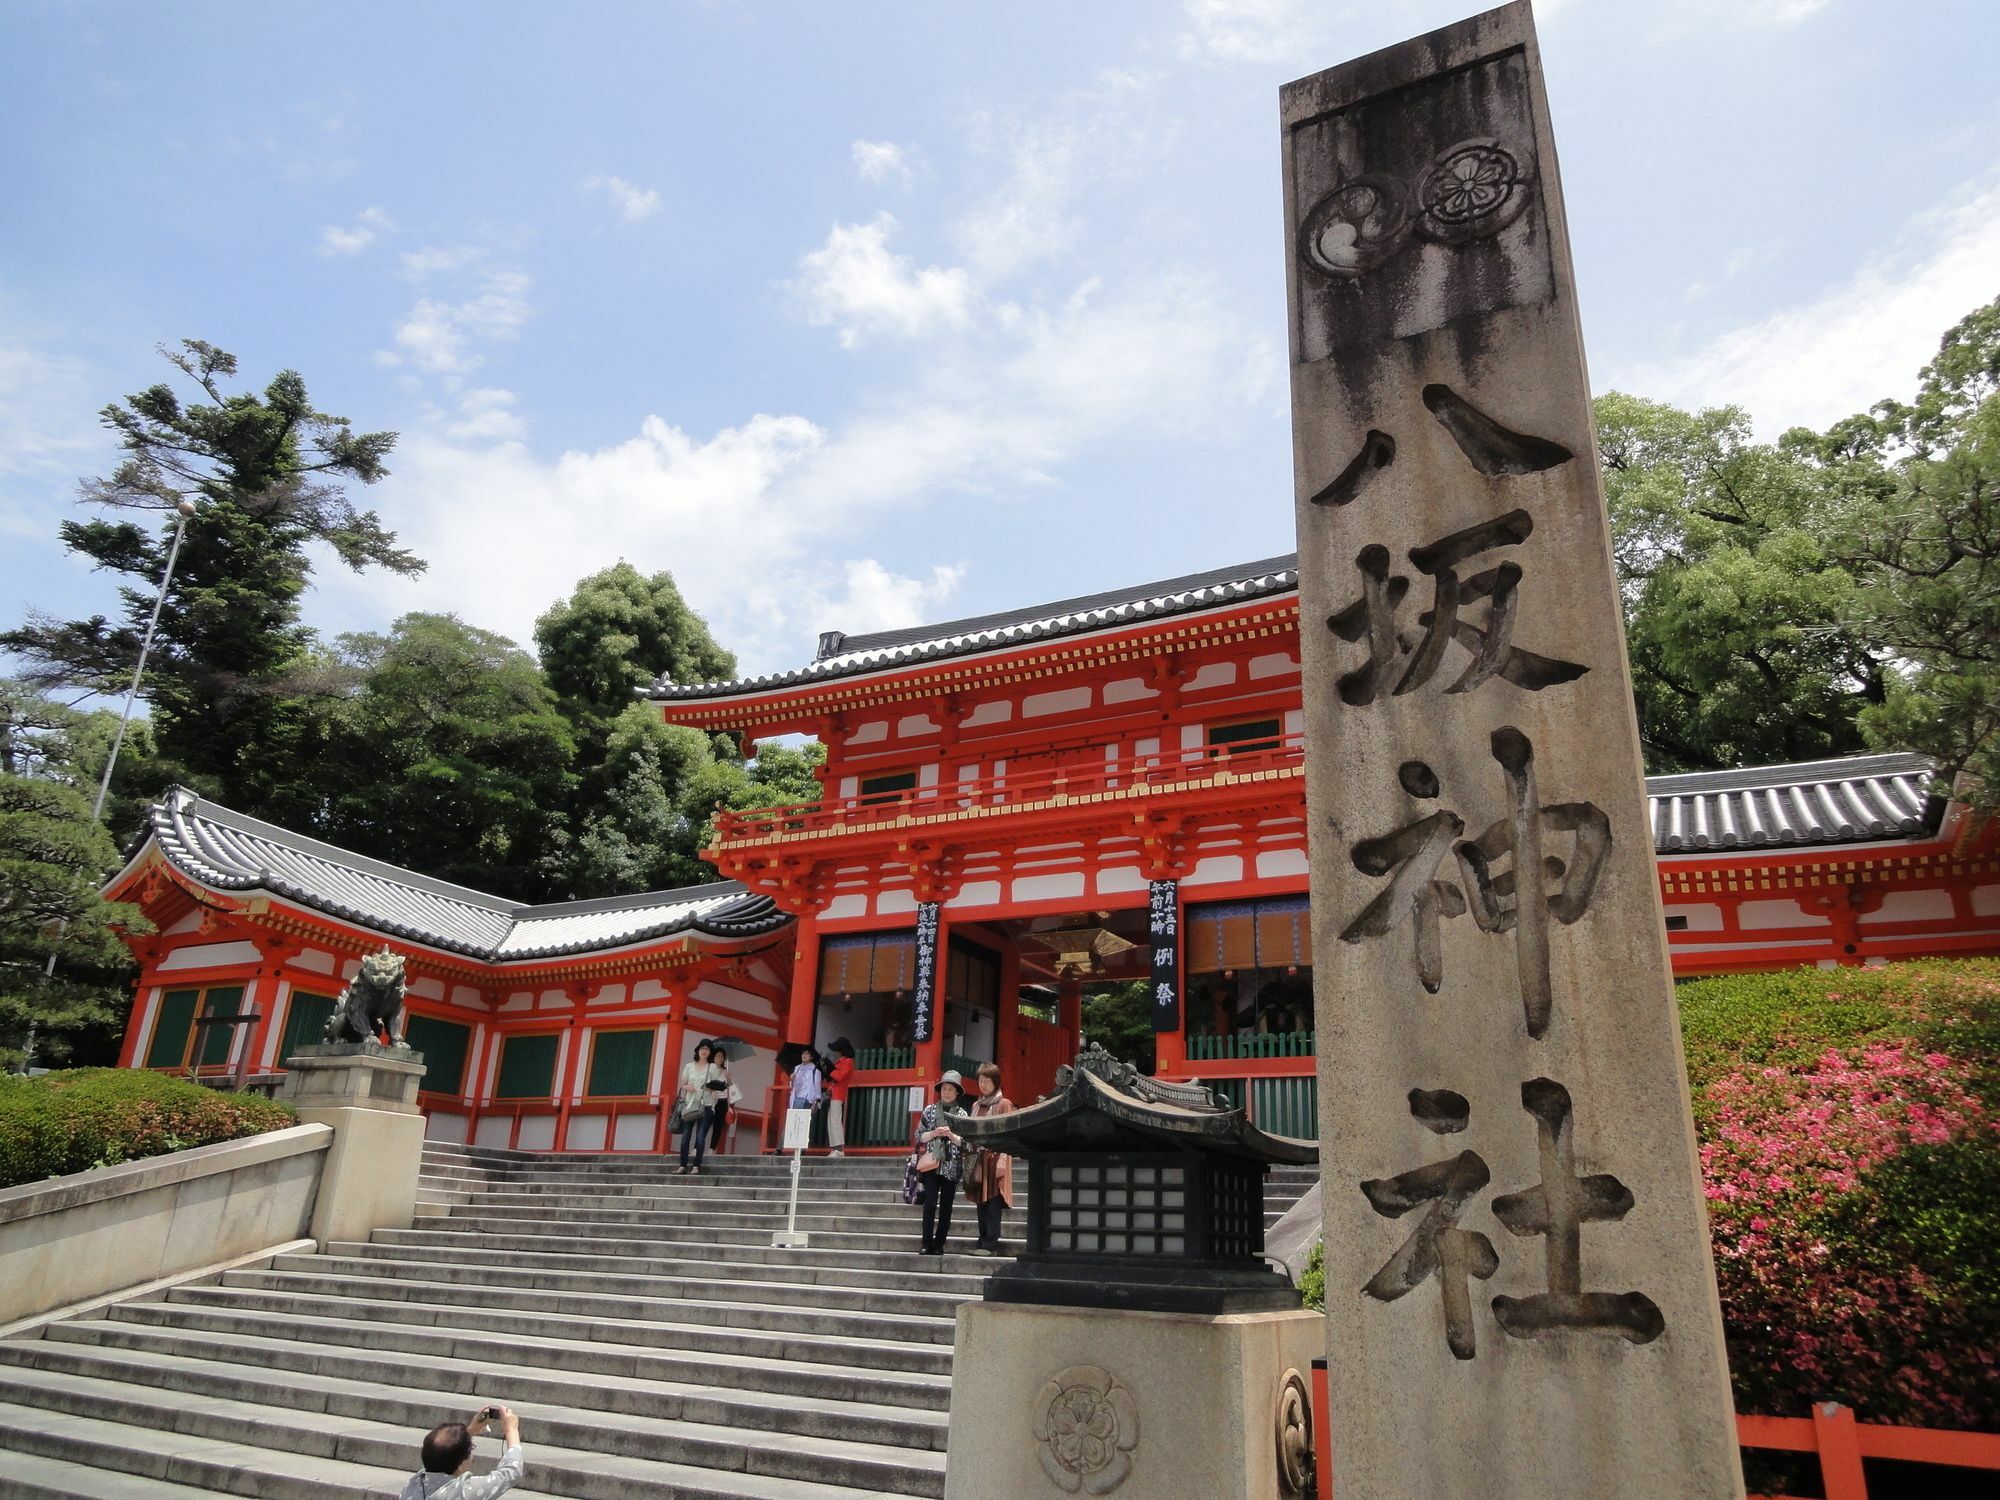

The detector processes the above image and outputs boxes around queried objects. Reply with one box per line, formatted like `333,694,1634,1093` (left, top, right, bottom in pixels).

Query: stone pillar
277,1043,427,1247
947,1303,1322,1499
1281,5,1742,1496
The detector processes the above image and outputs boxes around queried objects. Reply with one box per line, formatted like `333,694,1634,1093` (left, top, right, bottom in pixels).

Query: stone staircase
0,1141,1319,1498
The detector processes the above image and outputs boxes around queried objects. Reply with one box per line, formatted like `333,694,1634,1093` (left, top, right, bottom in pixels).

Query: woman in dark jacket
913,1069,969,1255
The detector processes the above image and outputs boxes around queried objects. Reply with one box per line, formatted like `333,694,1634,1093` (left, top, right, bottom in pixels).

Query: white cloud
1611,175,2000,436
318,206,394,257
582,173,663,223
792,214,975,348
851,139,913,189
1175,0,1330,65
400,245,482,280
444,388,526,444
379,266,532,377
812,560,965,636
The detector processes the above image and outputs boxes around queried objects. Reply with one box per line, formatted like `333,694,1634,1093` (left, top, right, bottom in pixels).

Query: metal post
21,500,196,1074
772,1107,810,1249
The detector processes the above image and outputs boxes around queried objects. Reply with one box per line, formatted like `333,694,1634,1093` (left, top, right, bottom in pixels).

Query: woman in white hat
912,1069,969,1255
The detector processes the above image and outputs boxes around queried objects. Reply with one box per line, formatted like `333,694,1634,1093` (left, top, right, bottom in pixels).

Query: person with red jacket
824,1037,856,1156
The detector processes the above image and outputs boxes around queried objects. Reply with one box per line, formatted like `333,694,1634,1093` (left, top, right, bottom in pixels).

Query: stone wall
0,1122,330,1327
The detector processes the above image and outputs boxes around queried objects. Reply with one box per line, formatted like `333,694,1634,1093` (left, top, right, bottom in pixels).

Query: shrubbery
1298,959,1999,1430
0,1068,295,1190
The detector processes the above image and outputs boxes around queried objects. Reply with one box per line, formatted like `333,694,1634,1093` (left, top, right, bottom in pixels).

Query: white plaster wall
408,976,445,1001
1096,866,1148,896
159,940,259,971
613,1114,657,1151
848,720,889,745
473,1116,514,1148
1255,849,1310,880
294,949,336,975
1184,856,1245,887
1249,652,1296,680
1974,885,2000,917
1737,899,1827,931
589,984,630,1007
898,714,938,738
822,893,868,920
163,912,205,937
1102,677,1156,705
1858,889,1958,924
1188,662,1237,691
449,984,482,1007
949,881,1003,909
1024,686,1092,718
878,888,918,916
1663,904,1725,933
516,1116,557,1151
424,1112,471,1144
964,700,1013,728
1013,872,1085,902
565,1115,609,1152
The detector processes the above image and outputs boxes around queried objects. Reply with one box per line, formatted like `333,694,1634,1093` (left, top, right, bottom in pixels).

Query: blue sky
4,0,1997,682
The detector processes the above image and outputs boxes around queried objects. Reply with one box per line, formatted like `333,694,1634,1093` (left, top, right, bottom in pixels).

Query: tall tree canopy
1596,394,1879,771
0,341,417,813
1792,297,2000,808
0,682,148,1069
311,614,574,901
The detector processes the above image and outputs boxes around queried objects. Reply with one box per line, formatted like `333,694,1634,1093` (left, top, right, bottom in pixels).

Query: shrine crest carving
1031,1365,1140,1495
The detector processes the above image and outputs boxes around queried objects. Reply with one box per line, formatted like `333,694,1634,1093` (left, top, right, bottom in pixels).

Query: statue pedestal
278,1044,426,1247
944,1301,1323,1500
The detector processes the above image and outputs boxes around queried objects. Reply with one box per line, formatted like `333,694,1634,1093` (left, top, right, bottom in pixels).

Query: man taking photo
400,1404,524,1498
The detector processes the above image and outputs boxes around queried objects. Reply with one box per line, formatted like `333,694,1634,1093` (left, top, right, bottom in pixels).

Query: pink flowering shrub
1679,959,2000,1430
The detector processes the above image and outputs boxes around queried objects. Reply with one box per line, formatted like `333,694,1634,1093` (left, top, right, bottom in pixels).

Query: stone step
278,1247,973,1323
404,1213,1023,1263
373,1225,1014,1283
0,1446,222,1500
209,1266,960,1348
162,1278,956,1372
420,1207,1021,1253
0,1375,902,1500
0,1335,945,1495
100,1295,955,1412
436,1191,1025,1228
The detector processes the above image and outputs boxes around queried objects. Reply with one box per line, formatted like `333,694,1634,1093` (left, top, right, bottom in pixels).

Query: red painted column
658,981,689,1155
116,983,154,1069
1058,975,1084,1057
997,940,1023,1084
553,992,590,1150
1810,1402,1868,1500
786,914,821,1046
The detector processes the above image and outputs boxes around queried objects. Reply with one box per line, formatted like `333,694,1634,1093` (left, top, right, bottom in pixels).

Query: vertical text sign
911,902,941,1045
1148,879,1182,1033
1282,6,1744,1497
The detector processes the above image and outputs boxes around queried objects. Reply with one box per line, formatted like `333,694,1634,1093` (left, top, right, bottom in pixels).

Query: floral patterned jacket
917,1101,967,1182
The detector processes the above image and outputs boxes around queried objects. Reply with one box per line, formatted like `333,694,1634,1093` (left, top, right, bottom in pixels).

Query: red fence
710,733,1306,845
1304,1373,1998,1499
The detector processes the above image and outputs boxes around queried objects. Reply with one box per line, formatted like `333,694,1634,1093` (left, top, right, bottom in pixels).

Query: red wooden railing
711,733,1306,845
1739,1402,2000,1498
1302,1382,1999,1498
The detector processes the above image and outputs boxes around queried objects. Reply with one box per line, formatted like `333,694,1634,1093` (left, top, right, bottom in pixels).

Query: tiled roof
1647,753,1943,854
131,788,791,961
646,553,1301,702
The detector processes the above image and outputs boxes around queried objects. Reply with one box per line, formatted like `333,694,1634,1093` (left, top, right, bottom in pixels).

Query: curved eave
647,575,1302,716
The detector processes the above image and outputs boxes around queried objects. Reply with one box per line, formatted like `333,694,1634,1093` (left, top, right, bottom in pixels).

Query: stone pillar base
278,1044,427,1247
945,1301,1323,1500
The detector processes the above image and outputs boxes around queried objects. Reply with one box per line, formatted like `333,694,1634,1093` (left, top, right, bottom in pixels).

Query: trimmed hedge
1299,959,1999,1431
0,1068,296,1190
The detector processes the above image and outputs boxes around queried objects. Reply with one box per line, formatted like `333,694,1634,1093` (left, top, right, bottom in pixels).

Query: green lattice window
278,991,336,1063
494,1032,560,1099
405,1013,472,1096
194,987,245,1067
585,1029,655,1098
144,989,200,1068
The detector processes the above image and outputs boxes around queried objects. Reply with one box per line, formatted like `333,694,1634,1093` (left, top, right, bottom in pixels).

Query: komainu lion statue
324,947,410,1047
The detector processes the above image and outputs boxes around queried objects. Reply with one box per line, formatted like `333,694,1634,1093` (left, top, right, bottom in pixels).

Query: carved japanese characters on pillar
1284,6,1742,1496
1147,879,1181,1034
911,902,941,1045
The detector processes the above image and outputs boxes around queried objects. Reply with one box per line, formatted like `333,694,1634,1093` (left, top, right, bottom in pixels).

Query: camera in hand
478,1406,501,1422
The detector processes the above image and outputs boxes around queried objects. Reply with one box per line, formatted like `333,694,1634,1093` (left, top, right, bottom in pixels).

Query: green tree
0,341,419,814
0,684,150,1069
1596,393,1881,772
534,562,736,776
1082,980,1155,1074
1793,296,2000,809
550,704,823,898
314,614,574,900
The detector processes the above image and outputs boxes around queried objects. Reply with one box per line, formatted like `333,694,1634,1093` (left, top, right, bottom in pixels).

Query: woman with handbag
911,1069,969,1256
961,1062,1015,1255
675,1040,720,1175
706,1045,737,1155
